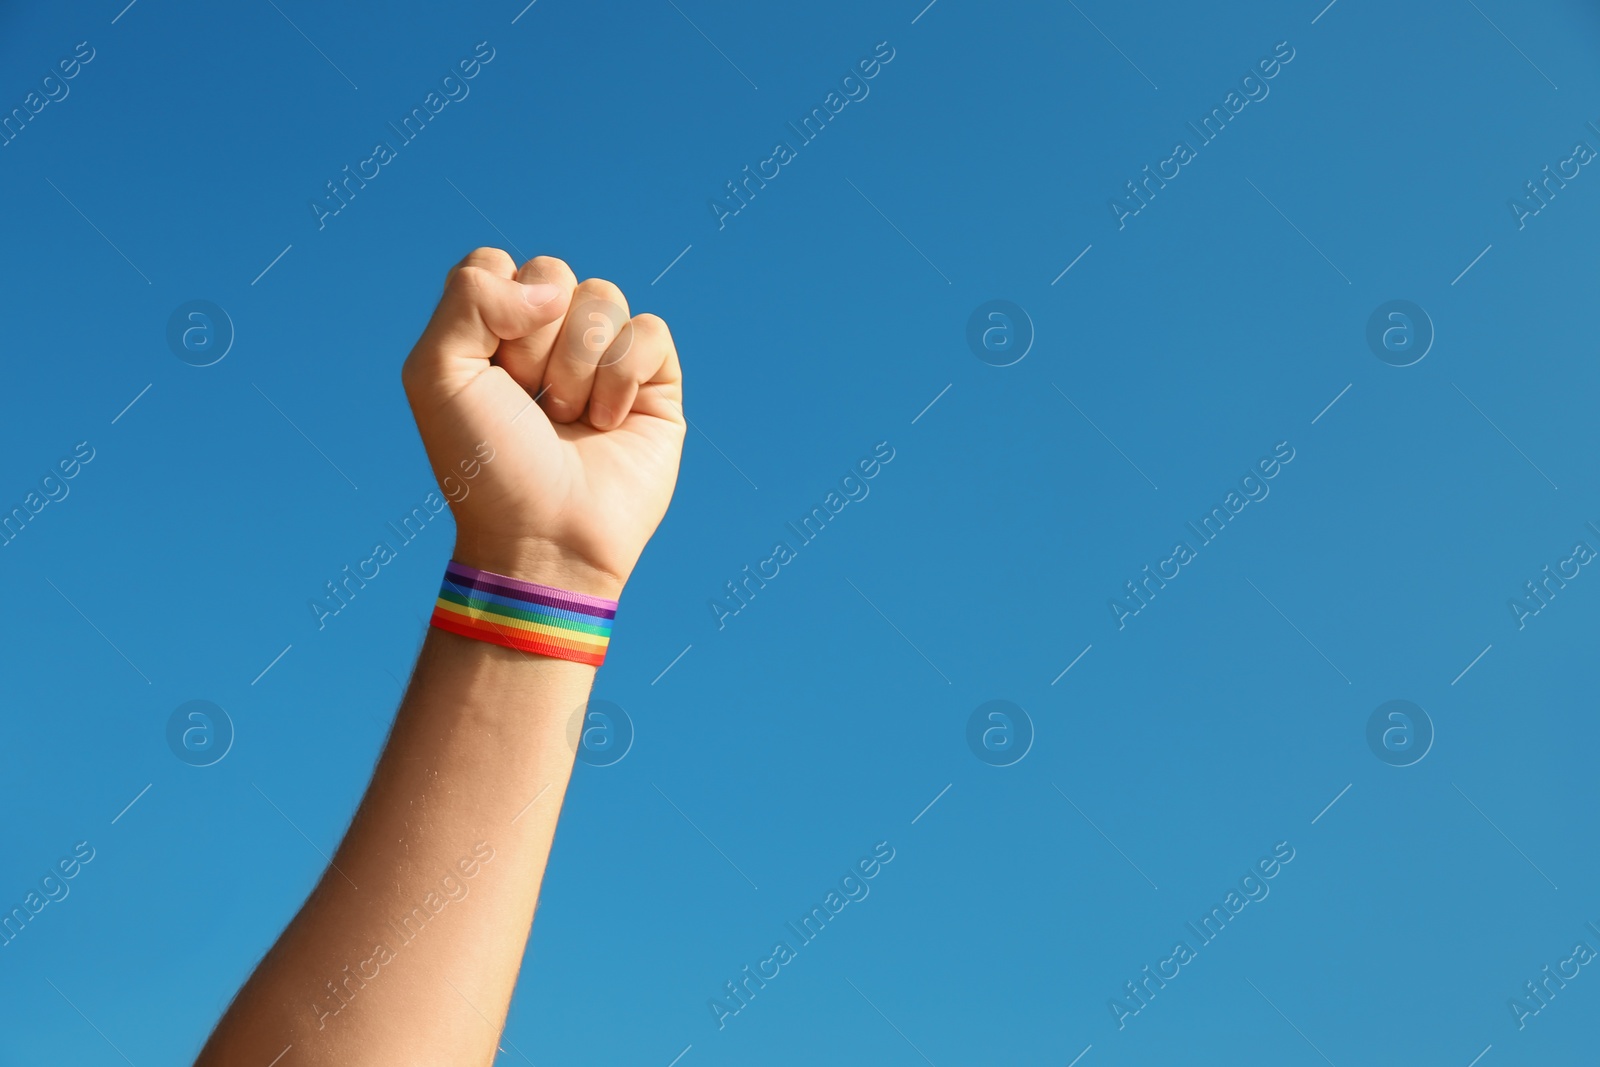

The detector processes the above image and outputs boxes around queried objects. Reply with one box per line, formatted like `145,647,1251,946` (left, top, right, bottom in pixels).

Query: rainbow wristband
430,561,615,666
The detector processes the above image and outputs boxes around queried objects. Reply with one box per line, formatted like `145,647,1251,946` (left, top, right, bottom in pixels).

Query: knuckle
575,276,626,310
444,249,509,289
461,246,515,272
630,312,671,342
523,255,577,287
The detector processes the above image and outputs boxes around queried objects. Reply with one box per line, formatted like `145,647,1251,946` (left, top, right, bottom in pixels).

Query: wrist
432,554,619,669
450,535,627,601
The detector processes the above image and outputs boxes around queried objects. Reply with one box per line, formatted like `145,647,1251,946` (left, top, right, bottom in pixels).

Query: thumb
405,250,572,391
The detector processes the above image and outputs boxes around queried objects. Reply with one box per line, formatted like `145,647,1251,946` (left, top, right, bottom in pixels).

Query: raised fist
401,248,685,599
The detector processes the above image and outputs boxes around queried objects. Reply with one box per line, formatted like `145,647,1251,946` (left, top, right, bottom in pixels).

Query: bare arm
198,248,684,1065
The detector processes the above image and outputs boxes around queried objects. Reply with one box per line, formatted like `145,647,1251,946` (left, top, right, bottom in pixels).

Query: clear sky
3,0,1600,1063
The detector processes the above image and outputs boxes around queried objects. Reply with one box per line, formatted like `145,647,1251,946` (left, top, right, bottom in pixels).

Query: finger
494,256,578,394
588,313,676,430
404,248,572,394
633,315,684,425
455,246,517,276
540,278,629,424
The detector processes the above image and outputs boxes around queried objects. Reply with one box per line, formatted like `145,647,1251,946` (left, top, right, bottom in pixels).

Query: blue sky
4,0,1600,1063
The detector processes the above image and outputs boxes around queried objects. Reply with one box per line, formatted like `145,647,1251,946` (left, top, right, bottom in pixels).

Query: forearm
200,244,683,1062
199,623,592,1064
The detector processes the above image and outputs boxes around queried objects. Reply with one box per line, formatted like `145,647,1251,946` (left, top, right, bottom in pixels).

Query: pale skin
196,248,685,1065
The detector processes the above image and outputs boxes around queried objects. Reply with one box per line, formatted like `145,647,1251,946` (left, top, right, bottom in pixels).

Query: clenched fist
401,248,685,599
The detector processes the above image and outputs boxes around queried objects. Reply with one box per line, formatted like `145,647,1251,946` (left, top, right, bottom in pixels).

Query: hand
402,248,685,599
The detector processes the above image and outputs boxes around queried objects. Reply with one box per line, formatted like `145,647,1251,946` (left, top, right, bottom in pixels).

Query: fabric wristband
430,560,616,666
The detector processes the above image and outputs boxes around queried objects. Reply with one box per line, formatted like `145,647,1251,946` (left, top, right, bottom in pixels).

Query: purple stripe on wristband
444,560,618,618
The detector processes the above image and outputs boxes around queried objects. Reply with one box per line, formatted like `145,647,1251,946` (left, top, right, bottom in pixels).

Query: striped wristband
430,561,616,666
